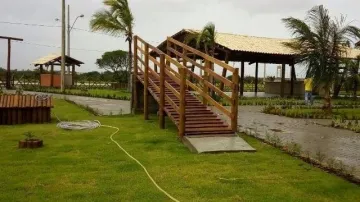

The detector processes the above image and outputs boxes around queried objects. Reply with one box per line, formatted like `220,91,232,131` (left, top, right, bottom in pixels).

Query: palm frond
90,9,126,36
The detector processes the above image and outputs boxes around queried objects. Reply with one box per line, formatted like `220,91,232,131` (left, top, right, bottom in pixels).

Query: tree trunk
128,40,132,92
323,85,332,113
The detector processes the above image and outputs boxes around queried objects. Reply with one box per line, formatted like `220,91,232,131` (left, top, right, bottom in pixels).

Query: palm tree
282,5,360,111
90,0,134,93
185,23,217,97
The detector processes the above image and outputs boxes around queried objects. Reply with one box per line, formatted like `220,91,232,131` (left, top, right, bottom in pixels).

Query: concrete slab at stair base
183,135,256,153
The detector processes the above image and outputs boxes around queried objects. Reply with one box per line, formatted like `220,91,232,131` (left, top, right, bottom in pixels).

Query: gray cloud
0,0,359,78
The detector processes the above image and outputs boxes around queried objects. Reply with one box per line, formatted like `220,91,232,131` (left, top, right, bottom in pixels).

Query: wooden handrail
168,37,236,73
134,35,239,136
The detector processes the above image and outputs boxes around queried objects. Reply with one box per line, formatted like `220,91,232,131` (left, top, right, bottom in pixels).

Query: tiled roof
0,95,53,108
181,29,360,59
32,53,84,66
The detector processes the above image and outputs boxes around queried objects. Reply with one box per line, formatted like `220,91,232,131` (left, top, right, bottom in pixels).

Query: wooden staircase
133,36,239,138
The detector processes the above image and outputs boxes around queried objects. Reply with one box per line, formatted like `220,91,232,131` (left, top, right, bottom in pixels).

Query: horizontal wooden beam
0,36,23,41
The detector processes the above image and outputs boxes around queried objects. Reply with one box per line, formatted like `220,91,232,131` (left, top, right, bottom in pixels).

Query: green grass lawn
0,100,359,201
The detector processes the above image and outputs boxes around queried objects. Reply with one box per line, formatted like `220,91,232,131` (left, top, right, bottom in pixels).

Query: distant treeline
0,67,128,83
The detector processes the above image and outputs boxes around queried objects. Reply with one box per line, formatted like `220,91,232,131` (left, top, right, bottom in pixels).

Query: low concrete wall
265,81,304,96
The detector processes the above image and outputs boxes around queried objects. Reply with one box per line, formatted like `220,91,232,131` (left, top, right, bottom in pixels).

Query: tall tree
90,0,134,91
96,50,129,83
282,5,360,110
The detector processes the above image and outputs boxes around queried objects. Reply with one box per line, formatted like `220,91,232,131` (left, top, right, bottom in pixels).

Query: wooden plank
231,68,239,132
165,94,179,113
164,54,185,71
255,62,259,93
204,66,234,89
167,47,204,70
281,63,286,98
138,57,146,67
240,61,245,96
144,43,149,120
179,68,186,138
203,80,232,102
168,37,236,72
165,81,180,99
159,54,165,129
220,52,229,91
149,56,161,67
164,68,181,85
186,81,232,118
149,79,160,93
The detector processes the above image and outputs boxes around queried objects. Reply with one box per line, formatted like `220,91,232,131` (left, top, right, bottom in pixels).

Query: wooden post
166,38,171,67
72,64,75,86
290,63,295,96
6,39,11,89
154,64,158,73
133,36,138,113
50,65,54,87
281,63,286,98
179,68,186,138
39,65,43,86
159,54,165,129
255,62,259,94
144,43,149,120
231,68,239,132
220,52,229,91
203,60,210,105
240,60,245,96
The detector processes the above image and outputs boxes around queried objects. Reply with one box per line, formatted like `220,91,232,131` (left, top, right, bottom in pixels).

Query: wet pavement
237,106,360,179
5,91,131,115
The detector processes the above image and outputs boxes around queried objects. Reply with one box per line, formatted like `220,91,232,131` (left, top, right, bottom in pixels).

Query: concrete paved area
5,91,131,115
183,135,256,153
237,106,360,179
211,105,360,179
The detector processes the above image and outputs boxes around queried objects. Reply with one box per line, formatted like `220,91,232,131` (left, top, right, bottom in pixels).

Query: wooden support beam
50,65,54,87
255,62,259,94
144,43,149,120
281,63,286,98
39,64,43,86
6,39,11,89
240,61,245,96
72,64,75,86
179,68,186,138
290,63,295,96
159,54,165,129
132,36,139,113
231,68,239,132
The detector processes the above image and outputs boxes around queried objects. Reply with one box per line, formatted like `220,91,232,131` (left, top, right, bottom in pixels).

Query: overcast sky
1,0,360,78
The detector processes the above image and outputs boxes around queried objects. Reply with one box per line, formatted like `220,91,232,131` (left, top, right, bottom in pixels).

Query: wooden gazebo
33,54,84,87
155,29,360,97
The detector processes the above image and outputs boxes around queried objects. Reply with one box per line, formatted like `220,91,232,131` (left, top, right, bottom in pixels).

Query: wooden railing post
203,60,210,105
231,68,239,132
144,43,149,120
179,68,186,138
133,36,138,113
159,54,165,129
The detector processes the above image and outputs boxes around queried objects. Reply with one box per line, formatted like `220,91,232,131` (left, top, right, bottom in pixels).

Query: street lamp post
67,5,84,73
